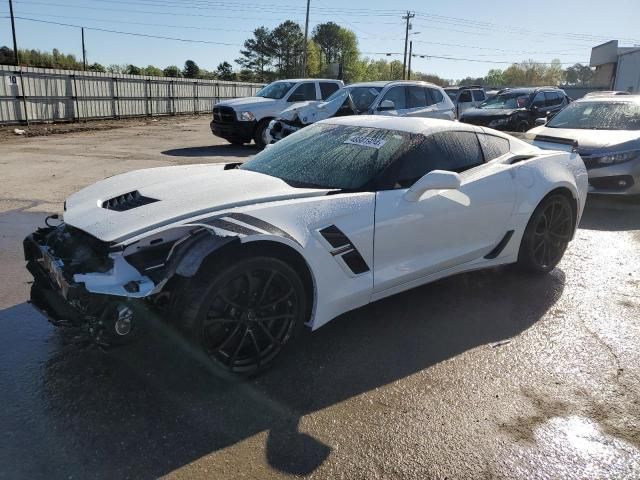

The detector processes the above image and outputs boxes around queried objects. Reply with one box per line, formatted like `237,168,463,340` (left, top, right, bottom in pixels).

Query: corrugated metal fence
0,65,264,125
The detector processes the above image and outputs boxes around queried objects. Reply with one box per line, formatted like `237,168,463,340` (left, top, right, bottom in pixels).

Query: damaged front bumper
23,224,153,342
269,119,302,143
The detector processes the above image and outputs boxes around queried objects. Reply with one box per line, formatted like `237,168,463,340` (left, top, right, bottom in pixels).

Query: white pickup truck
210,78,344,148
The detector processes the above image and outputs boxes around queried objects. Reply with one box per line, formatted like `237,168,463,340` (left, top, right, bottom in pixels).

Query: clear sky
1,0,639,80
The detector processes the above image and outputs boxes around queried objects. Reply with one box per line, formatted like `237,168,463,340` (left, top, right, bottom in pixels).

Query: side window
531,92,546,108
380,86,407,110
545,91,561,106
478,133,510,161
288,83,316,102
472,89,486,102
320,82,340,99
426,88,444,105
407,86,427,108
393,131,483,188
458,89,472,103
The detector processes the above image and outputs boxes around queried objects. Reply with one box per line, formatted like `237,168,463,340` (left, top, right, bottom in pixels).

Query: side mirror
378,99,395,111
535,117,547,126
404,170,461,202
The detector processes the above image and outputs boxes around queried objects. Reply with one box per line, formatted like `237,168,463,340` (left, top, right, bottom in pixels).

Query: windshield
239,123,411,189
256,81,296,99
547,101,640,130
479,91,531,110
325,86,383,112
445,90,458,101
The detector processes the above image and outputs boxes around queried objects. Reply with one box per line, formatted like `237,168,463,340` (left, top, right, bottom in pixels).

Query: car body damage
25,116,587,374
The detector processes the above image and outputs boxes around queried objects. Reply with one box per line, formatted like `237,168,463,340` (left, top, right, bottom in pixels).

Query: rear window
407,86,428,108
428,88,444,104
320,82,340,99
472,90,486,102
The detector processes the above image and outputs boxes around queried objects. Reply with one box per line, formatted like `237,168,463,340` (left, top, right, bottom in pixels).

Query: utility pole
9,0,19,65
302,0,311,76
407,41,413,80
81,27,87,71
402,11,414,80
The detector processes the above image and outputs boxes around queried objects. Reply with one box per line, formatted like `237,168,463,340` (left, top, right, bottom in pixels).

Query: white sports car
24,116,588,375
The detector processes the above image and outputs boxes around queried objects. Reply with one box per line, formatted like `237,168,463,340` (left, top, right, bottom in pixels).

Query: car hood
63,164,330,243
279,95,347,124
215,97,277,109
461,108,518,118
527,126,640,153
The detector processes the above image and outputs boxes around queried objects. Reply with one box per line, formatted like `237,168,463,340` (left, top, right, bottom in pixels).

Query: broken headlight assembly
237,111,255,122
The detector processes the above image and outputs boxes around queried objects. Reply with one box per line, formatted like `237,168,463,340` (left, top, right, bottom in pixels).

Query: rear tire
174,255,307,376
517,193,574,273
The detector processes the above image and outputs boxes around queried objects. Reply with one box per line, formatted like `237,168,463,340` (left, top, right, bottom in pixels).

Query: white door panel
373,165,516,292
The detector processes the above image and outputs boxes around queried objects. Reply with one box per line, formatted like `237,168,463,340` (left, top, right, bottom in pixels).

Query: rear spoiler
509,132,579,152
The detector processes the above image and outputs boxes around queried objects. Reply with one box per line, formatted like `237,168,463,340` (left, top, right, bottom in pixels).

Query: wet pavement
1,120,639,479
1,198,638,479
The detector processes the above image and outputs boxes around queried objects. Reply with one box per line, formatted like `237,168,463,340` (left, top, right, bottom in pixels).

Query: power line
13,16,244,46
360,51,589,65
414,13,640,44
3,10,261,32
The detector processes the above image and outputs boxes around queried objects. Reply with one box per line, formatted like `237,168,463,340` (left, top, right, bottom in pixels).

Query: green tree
183,59,200,78
163,65,181,77
142,65,164,76
88,62,106,72
312,22,342,68
305,40,321,77
125,64,142,75
216,61,236,81
565,63,593,86
236,27,274,82
269,21,304,78
484,69,505,87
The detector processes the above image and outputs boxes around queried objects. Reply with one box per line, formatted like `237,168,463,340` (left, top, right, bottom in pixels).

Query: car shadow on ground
0,266,565,479
161,144,258,158
580,196,640,231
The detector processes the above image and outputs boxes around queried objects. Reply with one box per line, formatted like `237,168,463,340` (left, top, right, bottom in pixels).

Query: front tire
176,256,307,376
253,119,272,149
518,193,574,273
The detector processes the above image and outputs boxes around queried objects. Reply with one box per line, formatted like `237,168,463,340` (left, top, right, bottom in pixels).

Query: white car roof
346,80,443,89
275,78,342,83
317,115,479,135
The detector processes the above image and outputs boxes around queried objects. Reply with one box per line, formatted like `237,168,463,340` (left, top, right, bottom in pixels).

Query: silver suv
270,80,455,142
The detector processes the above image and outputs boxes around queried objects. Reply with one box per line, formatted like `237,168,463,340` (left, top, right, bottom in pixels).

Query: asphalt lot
1,116,639,479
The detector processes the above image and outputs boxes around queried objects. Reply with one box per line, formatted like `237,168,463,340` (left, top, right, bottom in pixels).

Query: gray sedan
528,95,640,196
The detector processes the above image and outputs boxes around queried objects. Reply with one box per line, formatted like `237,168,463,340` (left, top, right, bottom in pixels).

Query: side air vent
101,190,159,212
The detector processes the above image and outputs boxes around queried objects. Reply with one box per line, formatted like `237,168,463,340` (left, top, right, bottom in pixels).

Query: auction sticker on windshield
344,136,387,149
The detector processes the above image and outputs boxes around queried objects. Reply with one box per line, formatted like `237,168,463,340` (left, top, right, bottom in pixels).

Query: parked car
269,80,455,142
584,90,631,98
25,116,587,375
528,95,640,195
210,78,343,148
459,87,570,132
444,85,487,118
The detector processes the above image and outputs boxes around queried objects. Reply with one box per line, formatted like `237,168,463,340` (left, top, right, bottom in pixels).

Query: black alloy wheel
191,257,305,374
518,194,574,273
